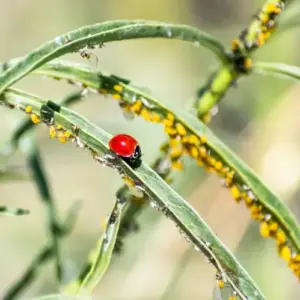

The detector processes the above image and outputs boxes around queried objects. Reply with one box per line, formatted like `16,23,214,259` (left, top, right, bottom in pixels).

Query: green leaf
69,197,126,294
0,20,227,94
253,62,300,81
0,88,265,300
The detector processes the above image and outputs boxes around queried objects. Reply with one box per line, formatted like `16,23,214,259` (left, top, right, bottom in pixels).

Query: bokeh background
1,0,300,299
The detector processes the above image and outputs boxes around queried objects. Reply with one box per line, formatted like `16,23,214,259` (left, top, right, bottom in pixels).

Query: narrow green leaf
70,197,127,294
253,62,300,81
0,88,266,300
0,20,227,94
0,206,29,216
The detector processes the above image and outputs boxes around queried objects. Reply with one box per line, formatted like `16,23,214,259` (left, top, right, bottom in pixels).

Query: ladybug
109,134,142,169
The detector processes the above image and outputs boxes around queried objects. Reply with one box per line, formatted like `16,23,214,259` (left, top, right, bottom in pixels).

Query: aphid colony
231,1,284,68
194,2,284,126
93,76,300,281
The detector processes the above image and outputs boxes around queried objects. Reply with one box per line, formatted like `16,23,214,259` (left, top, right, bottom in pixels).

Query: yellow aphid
58,136,67,144
260,222,270,238
276,230,286,245
112,93,121,100
202,113,211,123
49,126,56,139
150,113,161,123
261,14,269,24
189,134,200,146
113,84,123,92
64,130,72,138
231,39,240,51
244,58,252,69
289,262,299,272
169,138,180,147
205,165,214,172
227,170,235,179
171,160,183,171
208,157,216,166
198,146,207,158
167,113,174,121
221,167,230,175
189,146,199,158
293,254,300,262
163,118,173,127
257,33,265,46
280,245,292,262
225,177,233,186
241,192,247,199
122,176,135,187
244,196,253,206
175,123,187,136
263,31,271,40
170,148,183,159
231,185,241,201
181,136,189,144
165,126,177,136
197,158,204,166
140,109,152,121
266,3,281,14
269,222,279,232
217,280,225,289
215,161,223,171
56,124,63,130
25,106,32,113
130,100,142,113
249,204,263,220
200,136,207,144
31,114,40,124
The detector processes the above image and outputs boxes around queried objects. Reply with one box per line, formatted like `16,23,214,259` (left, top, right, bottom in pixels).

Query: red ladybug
109,134,142,169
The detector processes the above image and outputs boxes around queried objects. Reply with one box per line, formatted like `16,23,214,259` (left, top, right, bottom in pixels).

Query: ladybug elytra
109,134,142,169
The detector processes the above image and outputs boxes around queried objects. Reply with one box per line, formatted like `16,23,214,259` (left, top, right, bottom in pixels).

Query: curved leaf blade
253,62,300,81
0,20,227,94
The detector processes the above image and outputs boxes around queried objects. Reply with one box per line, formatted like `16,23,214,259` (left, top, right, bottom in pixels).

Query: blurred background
1,0,300,299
